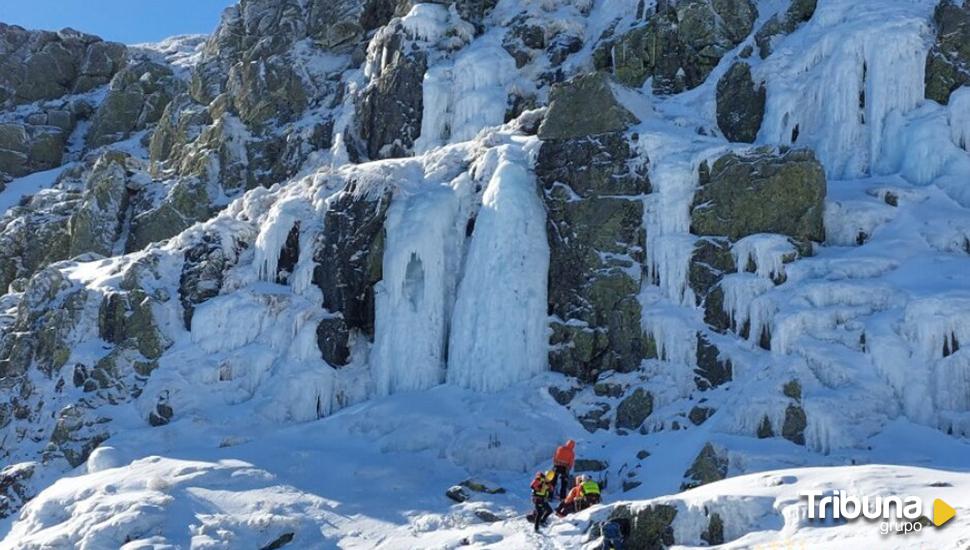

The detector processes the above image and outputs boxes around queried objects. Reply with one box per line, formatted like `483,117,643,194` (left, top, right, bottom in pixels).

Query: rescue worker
600,520,625,550
580,475,601,506
530,470,554,532
556,476,585,517
551,439,576,500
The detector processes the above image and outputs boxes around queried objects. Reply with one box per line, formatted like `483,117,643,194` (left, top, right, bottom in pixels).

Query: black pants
533,498,552,531
556,499,580,516
553,465,570,500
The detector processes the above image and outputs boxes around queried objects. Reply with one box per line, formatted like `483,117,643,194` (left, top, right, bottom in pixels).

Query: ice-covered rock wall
758,0,933,178
6,0,970,526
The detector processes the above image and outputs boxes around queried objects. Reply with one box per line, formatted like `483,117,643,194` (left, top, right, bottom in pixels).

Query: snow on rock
4,457,335,550
447,148,549,392
771,281,897,355
85,446,123,474
569,465,970,550
732,234,798,281
824,193,898,246
129,35,206,80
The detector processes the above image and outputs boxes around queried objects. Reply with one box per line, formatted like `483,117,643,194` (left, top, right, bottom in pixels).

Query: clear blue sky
0,0,236,44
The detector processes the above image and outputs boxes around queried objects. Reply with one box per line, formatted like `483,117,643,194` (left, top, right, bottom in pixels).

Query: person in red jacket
530,471,554,532
552,439,576,500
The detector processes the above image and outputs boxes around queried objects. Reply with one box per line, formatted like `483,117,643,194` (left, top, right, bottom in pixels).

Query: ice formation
447,150,549,392
4,0,970,546
415,45,518,152
732,234,798,281
758,0,933,178
720,273,776,339
371,184,462,396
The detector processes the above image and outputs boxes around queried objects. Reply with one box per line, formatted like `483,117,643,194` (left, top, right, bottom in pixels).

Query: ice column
371,185,461,396
447,153,549,391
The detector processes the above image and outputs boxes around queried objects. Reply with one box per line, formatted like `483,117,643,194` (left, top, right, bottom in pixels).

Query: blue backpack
603,521,622,539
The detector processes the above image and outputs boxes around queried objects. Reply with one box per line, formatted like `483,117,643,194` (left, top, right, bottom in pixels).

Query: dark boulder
701,512,724,545
312,183,391,364
681,442,728,489
754,0,817,58
0,24,126,107
689,237,735,332
604,504,677,550
689,405,715,425
925,0,970,104
179,232,232,330
354,29,426,159
537,72,639,140
782,404,807,445
715,62,765,143
537,132,649,381
691,148,826,248
86,61,182,148
694,334,732,390
610,0,758,93
616,389,654,430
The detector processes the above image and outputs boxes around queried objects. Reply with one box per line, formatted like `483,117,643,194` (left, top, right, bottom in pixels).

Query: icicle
414,65,453,154
732,234,798,281
400,3,452,43
643,156,698,304
900,297,970,360
759,2,930,178
642,310,696,376
414,46,516,151
252,198,308,283
720,274,775,338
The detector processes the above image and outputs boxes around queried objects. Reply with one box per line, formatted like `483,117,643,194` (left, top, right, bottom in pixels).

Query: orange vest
553,442,575,468
564,485,584,504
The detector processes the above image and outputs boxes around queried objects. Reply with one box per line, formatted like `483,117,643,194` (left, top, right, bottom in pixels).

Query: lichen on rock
606,0,757,94
691,148,826,248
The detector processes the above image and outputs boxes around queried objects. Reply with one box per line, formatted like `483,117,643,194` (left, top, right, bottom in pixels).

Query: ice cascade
447,149,550,392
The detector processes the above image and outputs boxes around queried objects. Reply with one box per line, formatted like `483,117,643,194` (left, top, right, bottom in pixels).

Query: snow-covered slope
2,0,970,548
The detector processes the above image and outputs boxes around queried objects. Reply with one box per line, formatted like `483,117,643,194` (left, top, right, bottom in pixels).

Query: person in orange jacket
556,476,586,517
552,439,576,500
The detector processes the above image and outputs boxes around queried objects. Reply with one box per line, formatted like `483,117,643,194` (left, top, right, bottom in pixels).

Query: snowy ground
0,166,71,214
1,381,969,549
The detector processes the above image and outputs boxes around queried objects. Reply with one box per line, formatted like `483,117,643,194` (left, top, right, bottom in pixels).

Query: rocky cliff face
2,1,970,543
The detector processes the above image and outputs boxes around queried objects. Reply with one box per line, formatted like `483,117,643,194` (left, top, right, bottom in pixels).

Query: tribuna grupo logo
800,490,956,535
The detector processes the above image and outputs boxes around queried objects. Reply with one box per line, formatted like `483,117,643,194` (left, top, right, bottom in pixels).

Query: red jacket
553,439,575,469
531,476,552,498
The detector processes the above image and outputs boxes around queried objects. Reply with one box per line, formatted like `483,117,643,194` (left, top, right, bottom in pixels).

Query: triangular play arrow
933,498,956,527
